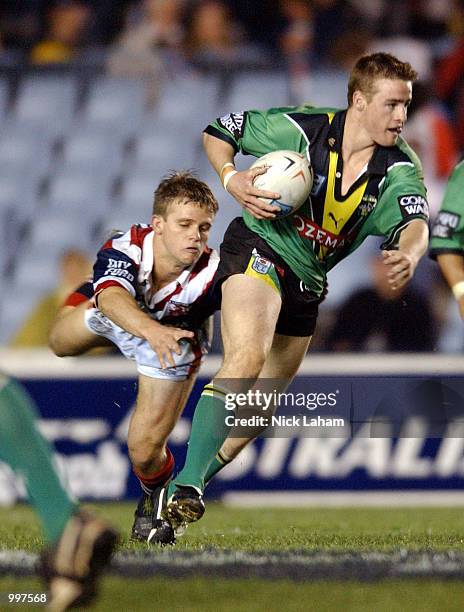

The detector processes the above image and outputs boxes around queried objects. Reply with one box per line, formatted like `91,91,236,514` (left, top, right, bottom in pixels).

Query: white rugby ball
250,150,313,218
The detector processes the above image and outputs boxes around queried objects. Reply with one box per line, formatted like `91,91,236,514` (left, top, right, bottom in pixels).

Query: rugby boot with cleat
146,486,176,546
131,487,175,545
165,485,205,531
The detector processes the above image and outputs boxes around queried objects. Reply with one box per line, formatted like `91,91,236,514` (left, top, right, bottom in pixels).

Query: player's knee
48,330,69,357
48,330,78,357
128,424,167,463
223,346,267,378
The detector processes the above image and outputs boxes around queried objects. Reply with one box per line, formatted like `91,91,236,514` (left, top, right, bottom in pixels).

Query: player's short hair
153,171,218,217
347,52,418,106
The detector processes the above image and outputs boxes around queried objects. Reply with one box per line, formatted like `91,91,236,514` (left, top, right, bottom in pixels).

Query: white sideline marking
222,491,464,507
1,349,464,378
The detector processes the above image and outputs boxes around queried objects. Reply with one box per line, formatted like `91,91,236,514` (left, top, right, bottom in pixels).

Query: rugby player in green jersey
164,53,430,530
430,159,464,319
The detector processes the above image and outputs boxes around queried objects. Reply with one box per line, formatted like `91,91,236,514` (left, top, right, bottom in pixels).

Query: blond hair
347,52,418,106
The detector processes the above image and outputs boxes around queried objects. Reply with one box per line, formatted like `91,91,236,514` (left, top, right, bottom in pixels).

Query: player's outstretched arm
382,219,429,290
203,132,280,220
437,253,464,319
97,286,194,369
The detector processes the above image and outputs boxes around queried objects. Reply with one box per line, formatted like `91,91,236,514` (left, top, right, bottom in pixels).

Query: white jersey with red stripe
84,224,219,380
93,224,219,328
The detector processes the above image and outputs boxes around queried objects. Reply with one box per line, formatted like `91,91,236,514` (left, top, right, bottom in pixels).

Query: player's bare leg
49,303,111,356
214,333,312,467
217,275,281,378
129,373,197,544
129,374,196,475
166,273,281,528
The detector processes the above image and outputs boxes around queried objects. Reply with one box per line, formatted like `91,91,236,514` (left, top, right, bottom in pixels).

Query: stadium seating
26,209,99,253
0,124,53,181
152,75,220,131
0,286,48,343
99,210,147,238
60,128,126,178
224,72,290,111
295,72,348,108
0,168,42,223
77,77,147,138
44,170,115,221
8,75,77,137
131,129,197,176
117,169,161,217
0,78,9,121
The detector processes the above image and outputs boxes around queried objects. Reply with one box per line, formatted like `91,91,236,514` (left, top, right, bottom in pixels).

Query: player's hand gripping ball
250,150,313,218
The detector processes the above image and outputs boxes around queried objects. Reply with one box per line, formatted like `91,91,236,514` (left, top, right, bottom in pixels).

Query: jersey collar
327,110,390,177
140,231,205,308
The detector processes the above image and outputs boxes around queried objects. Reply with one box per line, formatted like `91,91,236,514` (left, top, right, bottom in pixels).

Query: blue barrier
1,352,464,503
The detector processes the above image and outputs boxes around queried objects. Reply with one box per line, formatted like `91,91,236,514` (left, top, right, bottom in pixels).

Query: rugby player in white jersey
49,171,219,545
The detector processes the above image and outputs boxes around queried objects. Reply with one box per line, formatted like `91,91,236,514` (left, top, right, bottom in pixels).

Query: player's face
153,199,214,266
362,78,412,147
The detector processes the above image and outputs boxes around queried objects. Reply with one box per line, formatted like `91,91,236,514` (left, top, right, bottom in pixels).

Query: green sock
0,376,76,543
204,450,231,486
169,382,231,494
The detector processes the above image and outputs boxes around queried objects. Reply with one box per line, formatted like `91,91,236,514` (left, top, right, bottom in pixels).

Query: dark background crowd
1,1,464,149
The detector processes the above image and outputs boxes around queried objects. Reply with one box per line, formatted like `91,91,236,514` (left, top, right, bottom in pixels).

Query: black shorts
212,217,323,336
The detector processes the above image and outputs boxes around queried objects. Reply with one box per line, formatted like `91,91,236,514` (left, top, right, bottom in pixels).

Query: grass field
1,503,464,611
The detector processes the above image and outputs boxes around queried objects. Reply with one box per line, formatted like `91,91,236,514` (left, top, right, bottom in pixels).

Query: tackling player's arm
382,219,429,290
97,286,193,369
203,133,280,220
94,234,193,369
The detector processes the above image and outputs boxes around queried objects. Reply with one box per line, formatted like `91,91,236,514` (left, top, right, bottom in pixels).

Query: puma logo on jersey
328,212,343,229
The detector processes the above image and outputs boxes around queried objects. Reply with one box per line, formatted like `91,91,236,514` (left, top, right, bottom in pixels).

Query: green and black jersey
205,105,429,296
430,159,464,258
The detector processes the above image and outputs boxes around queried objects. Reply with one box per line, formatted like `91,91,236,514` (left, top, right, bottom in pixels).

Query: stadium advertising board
1,353,464,503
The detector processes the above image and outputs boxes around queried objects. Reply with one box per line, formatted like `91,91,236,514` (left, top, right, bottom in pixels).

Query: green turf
1,503,464,611
1,502,464,552
0,576,463,612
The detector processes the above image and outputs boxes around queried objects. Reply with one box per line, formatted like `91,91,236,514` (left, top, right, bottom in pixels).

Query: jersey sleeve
204,106,306,157
430,160,464,257
93,229,139,299
368,162,429,249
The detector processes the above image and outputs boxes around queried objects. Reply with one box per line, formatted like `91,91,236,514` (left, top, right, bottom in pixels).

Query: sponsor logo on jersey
310,173,326,196
164,300,192,317
252,254,272,274
432,211,461,239
293,214,349,250
103,259,134,282
397,194,429,217
328,212,343,229
359,194,377,216
218,112,245,139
